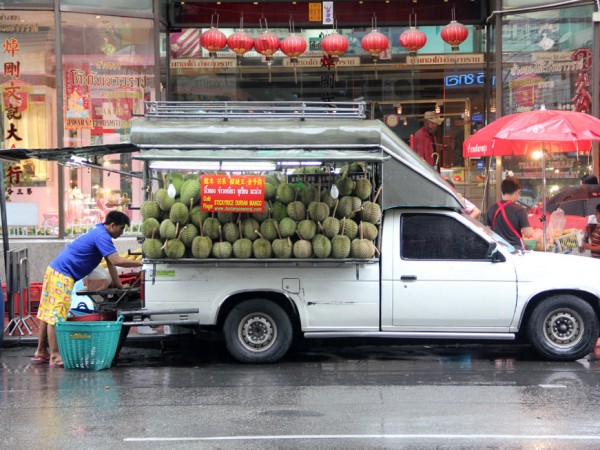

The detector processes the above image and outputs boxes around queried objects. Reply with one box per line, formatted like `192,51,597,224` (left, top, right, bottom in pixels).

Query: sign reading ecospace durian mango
201,175,265,213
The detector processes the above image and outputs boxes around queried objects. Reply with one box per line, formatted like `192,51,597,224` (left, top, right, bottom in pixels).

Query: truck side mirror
485,242,503,262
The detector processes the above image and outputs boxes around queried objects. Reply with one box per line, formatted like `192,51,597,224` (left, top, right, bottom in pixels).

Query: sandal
31,356,50,364
49,362,64,368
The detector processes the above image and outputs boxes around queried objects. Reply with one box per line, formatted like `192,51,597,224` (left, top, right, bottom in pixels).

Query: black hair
580,174,599,185
501,177,521,195
104,210,130,227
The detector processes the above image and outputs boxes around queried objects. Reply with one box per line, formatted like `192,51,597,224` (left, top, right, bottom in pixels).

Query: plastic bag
547,208,566,239
84,265,112,291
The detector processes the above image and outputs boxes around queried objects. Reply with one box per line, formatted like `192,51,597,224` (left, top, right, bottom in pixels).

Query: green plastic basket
56,316,124,371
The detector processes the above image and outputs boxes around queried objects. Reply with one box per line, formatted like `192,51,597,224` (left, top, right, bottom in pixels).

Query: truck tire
526,295,599,361
224,299,293,363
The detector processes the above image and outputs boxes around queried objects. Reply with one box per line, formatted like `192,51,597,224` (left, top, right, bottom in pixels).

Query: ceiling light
396,105,402,115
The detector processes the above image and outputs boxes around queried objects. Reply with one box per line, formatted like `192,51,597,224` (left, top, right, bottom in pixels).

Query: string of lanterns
199,12,468,78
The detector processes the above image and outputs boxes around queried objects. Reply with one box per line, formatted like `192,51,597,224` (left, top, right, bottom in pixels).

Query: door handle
400,275,417,281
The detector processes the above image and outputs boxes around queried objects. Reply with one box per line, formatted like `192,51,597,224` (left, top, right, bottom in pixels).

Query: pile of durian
140,164,381,260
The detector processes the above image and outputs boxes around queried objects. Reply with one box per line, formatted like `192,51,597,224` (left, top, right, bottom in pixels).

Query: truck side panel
144,262,381,331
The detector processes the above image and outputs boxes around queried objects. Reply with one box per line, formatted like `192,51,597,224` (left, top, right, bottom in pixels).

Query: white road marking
124,434,600,442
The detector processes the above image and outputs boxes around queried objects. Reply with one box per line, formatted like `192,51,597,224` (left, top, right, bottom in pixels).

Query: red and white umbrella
463,106,600,249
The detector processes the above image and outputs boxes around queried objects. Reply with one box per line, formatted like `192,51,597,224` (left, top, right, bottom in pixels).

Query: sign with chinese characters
308,3,322,22
201,175,265,213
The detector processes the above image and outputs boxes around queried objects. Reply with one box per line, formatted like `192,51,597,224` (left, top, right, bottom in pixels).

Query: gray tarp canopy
131,116,463,211
0,116,463,211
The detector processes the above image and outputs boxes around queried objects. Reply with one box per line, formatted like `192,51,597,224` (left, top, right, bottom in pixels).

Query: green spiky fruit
308,201,330,223
337,196,362,219
191,236,212,258
297,220,317,240
252,208,270,223
322,216,340,239
353,178,372,200
164,239,185,259
272,237,293,258
142,238,164,259
233,238,253,258
361,221,378,241
170,172,184,196
287,200,306,221
320,189,336,209
265,182,276,200
265,173,280,187
293,239,312,258
260,219,278,242
159,219,177,240
312,234,332,259
141,201,161,220
180,179,201,207
169,202,189,225
341,218,358,240
361,201,381,224
336,177,354,196
272,201,288,221
351,238,375,259
212,241,232,259
299,185,317,206
278,218,297,238
276,184,296,205
331,234,351,258
155,188,176,212
223,222,240,244
252,238,272,259
217,212,235,223
141,218,160,239
180,223,198,247
202,217,221,241
241,218,260,241
189,206,208,227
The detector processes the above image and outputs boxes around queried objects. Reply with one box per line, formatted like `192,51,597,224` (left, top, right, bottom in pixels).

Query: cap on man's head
423,111,444,125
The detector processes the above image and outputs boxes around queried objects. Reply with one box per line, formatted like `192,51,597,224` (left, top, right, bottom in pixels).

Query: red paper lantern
254,31,280,62
280,33,307,64
441,20,469,52
227,30,254,62
361,30,389,63
399,27,427,57
321,31,349,62
200,28,227,58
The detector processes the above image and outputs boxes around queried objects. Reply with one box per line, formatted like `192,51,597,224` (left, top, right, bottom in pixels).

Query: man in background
412,111,444,167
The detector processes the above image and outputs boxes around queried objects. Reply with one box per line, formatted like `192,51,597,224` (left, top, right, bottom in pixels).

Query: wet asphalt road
2,336,600,449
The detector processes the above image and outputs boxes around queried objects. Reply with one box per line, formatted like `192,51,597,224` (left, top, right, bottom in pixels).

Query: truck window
401,214,490,260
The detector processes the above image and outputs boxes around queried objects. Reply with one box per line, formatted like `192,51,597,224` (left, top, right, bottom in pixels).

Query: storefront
1,0,598,238
485,1,598,207
1,2,157,237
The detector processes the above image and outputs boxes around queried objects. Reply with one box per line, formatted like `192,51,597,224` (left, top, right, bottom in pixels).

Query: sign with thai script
407,54,484,65
201,175,265,213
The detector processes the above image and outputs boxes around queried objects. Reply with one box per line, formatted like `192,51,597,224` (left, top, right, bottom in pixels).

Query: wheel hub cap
545,311,581,346
239,314,276,352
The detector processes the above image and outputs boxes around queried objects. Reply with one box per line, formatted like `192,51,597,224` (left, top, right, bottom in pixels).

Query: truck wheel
224,299,293,363
527,295,598,361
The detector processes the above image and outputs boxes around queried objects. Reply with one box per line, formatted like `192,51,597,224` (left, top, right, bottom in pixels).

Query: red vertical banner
201,174,265,213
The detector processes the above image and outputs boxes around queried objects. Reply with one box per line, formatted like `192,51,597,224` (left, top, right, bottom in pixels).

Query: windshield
462,212,517,253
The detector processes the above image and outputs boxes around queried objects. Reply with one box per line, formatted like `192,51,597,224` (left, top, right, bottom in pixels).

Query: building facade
0,0,597,238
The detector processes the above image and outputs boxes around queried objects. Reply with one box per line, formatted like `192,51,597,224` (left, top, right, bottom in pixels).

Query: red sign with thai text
201,174,265,213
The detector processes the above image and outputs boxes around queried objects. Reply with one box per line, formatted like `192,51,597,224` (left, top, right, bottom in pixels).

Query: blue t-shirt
50,224,117,281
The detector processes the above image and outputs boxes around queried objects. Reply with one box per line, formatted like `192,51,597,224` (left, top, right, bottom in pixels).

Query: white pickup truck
12,101,600,363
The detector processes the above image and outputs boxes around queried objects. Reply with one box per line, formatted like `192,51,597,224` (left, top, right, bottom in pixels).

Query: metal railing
143,101,367,120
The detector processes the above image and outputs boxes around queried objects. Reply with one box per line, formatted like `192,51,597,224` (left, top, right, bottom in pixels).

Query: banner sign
201,174,265,213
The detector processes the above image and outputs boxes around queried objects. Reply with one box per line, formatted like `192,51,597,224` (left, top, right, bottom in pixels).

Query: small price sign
201,174,265,213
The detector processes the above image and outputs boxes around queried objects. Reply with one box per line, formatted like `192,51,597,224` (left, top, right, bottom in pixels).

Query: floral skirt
36,267,74,325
